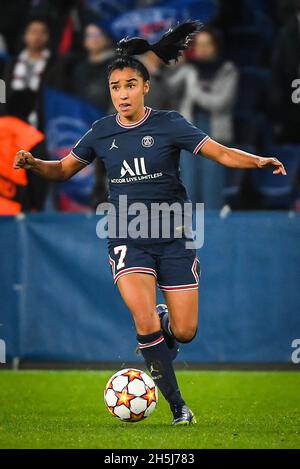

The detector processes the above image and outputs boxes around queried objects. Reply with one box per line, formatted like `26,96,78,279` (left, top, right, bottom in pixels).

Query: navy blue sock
137,330,185,406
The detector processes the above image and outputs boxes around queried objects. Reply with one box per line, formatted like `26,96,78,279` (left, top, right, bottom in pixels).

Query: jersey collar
116,106,152,129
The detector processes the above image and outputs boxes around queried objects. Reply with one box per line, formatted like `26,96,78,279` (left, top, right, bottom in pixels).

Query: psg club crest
142,135,154,148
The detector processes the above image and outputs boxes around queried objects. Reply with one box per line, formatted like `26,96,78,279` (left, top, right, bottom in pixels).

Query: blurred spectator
140,51,174,110
71,24,114,112
169,28,238,208
0,0,30,55
69,23,114,208
0,0,296,212
271,1,300,143
170,28,238,143
0,91,47,215
5,17,55,130
276,0,300,24
25,0,83,55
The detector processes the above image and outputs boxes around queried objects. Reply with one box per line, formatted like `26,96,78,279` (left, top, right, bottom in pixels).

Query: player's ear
143,80,150,95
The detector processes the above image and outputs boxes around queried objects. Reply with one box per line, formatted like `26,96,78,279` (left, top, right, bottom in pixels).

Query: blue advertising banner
1,212,300,364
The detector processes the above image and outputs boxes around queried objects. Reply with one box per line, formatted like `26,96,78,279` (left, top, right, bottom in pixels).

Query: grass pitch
0,370,299,449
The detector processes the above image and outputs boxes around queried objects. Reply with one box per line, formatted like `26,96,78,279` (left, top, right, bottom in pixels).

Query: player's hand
258,157,287,175
13,150,37,170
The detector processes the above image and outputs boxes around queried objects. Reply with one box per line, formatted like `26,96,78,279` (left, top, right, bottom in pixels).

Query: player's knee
173,325,198,343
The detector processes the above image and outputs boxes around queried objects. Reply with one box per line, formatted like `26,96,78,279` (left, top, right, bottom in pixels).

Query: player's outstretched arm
200,139,287,175
13,151,86,181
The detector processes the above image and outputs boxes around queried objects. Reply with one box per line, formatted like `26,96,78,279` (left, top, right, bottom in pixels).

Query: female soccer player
13,21,286,425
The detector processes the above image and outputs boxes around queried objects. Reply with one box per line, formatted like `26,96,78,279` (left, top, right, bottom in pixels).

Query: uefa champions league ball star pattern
104,368,158,422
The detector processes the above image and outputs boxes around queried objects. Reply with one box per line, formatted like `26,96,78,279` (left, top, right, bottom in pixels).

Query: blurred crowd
0,0,300,215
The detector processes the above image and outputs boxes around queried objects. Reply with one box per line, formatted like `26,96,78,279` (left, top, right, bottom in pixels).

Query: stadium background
0,0,299,367
0,0,300,451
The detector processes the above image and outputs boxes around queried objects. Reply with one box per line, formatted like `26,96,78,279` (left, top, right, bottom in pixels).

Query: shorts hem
114,267,157,284
158,283,199,292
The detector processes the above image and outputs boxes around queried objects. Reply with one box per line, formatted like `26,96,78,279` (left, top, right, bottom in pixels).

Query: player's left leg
155,242,200,424
157,289,198,425
157,240,200,347
156,289,198,359
162,288,198,344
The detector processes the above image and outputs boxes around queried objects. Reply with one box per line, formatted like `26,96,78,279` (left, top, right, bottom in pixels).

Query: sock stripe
138,335,164,349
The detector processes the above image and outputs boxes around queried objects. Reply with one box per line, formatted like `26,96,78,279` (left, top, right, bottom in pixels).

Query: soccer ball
104,368,158,422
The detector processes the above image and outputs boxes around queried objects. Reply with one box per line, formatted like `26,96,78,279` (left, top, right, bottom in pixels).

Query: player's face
109,68,149,121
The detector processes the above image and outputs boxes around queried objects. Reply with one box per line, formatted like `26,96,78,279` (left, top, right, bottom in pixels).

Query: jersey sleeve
71,128,96,165
168,111,210,155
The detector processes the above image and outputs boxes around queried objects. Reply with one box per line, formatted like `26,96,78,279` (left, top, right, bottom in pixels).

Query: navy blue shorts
108,239,200,292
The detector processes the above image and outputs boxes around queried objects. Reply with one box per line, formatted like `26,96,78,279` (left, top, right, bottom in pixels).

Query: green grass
0,370,299,449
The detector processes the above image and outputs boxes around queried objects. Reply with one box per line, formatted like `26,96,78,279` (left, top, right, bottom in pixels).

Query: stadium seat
234,68,273,147
236,67,271,112
224,27,271,67
251,145,300,209
234,111,273,148
244,0,278,26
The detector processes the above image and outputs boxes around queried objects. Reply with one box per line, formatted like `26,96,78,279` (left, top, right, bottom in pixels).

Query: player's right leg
116,272,160,335
116,272,188,424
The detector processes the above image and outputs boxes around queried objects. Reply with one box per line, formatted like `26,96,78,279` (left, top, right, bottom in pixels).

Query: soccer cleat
171,403,197,426
156,304,179,361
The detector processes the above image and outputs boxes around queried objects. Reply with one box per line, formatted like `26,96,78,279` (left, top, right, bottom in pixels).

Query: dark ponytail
116,20,203,64
108,20,203,80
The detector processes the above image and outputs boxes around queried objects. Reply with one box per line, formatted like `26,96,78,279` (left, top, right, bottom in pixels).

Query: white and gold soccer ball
104,368,158,422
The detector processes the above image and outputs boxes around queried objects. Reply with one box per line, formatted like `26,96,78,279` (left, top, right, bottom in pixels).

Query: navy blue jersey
72,108,209,202
72,107,210,205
